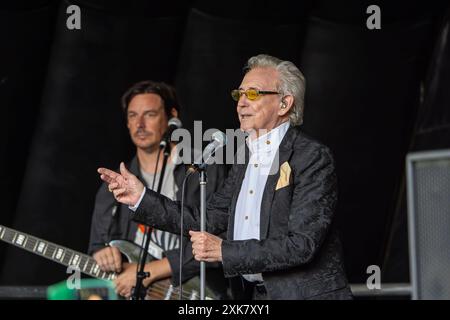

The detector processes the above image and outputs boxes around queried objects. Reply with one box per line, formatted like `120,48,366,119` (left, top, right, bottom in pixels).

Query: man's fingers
99,255,110,271
100,174,114,184
120,162,131,178
108,182,119,192
113,188,126,196
192,243,210,254
193,253,214,261
97,255,107,271
193,251,219,262
113,188,127,199
93,247,124,272
98,167,120,180
114,281,124,295
189,230,201,241
105,249,116,271
111,247,122,273
98,168,129,189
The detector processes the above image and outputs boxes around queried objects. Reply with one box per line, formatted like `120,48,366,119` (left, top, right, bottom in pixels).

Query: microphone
159,117,182,149
190,130,227,172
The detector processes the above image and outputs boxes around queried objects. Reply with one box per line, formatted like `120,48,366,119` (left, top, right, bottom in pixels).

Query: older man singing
98,54,353,300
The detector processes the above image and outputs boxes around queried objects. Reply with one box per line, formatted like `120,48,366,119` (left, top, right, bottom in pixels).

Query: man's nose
237,101,250,112
239,93,248,104
237,94,250,109
137,116,145,128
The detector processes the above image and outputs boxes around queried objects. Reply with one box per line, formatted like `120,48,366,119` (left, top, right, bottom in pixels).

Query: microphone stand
198,167,207,300
131,143,171,300
185,131,225,300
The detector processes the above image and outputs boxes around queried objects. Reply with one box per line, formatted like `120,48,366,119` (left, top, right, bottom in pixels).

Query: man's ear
170,107,179,119
278,95,294,116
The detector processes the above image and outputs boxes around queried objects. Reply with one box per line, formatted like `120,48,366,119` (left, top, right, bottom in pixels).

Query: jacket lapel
259,126,298,239
174,163,189,200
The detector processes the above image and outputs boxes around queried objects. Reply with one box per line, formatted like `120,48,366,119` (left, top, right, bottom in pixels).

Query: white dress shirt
234,121,290,282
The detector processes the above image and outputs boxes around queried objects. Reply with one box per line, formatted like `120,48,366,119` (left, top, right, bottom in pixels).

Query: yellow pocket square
275,161,292,190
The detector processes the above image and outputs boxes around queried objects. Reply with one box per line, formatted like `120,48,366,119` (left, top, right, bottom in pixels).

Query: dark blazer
133,126,353,300
88,156,229,297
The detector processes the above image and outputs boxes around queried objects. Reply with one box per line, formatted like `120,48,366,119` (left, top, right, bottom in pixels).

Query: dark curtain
0,0,58,277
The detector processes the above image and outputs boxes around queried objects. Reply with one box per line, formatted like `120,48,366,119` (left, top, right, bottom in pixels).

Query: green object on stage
47,279,118,300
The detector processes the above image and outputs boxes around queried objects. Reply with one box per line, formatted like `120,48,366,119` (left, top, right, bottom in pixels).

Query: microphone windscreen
168,117,182,128
211,130,227,147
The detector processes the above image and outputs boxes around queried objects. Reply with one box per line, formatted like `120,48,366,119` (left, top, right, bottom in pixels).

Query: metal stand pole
199,169,207,300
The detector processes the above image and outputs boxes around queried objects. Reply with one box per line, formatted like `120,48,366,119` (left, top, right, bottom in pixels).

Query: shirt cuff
129,187,146,212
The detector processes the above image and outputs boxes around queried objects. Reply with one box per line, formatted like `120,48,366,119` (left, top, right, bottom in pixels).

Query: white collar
247,121,290,154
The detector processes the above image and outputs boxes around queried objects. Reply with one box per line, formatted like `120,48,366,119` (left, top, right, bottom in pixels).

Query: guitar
0,224,212,300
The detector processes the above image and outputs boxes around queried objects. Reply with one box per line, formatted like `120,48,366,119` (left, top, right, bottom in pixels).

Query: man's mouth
135,131,150,138
240,114,253,119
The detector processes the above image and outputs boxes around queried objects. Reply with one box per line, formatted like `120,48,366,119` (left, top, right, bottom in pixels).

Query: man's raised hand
98,162,144,206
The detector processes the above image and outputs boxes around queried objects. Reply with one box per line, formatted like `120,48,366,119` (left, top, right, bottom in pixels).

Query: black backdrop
1,0,449,286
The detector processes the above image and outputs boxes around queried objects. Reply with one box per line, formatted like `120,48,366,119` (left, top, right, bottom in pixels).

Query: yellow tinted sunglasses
231,89,280,101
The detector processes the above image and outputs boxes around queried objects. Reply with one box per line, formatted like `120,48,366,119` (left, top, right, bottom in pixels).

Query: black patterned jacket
133,126,353,299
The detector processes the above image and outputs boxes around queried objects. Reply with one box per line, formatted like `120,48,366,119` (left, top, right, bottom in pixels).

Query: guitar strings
147,283,195,300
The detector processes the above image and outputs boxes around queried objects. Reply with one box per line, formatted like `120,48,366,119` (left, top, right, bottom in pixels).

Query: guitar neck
0,225,214,300
0,225,115,281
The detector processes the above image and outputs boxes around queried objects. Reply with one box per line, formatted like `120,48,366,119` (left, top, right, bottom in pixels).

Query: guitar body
108,239,152,264
109,239,215,300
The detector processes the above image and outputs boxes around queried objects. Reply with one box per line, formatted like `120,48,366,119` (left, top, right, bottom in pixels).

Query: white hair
245,54,306,126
